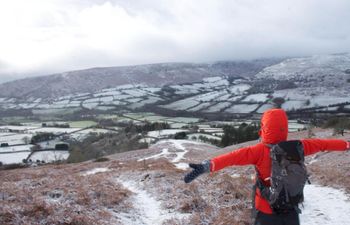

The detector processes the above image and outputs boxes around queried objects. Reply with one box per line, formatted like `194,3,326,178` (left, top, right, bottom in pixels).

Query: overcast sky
0,0,350,82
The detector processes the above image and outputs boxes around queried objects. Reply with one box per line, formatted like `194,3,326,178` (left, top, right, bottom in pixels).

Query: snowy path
117,180,167,225
300,184,350,225
117,180,189,225
138,140,190,170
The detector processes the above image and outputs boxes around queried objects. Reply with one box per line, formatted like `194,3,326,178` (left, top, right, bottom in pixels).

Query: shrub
94,157,110,162
174,132,187,139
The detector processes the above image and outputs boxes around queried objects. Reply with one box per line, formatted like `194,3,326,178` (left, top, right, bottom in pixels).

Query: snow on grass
83,97,100,103
0,125,38,131
166,117,200,123
28,127,81,134
125,98,143,103
187,133,221,141
229,84,251,94
0,133,33,145
138,148,169,161
18,102,39,109
94,90,121,97
70,128,117,141
29,151,69,163
300,184,350,225
225,104,259,113
169,123,188,129
122,89,146,97
203,102,231,112
82,101,99,109
162,99,199,111
0,145,33,153
128,97,163,109
113,94,132,100
256,104,274,113
241,93,269,102
309,95,349,108
147,129,188,138
187,102,212,112
95,106,116,111
314,130,333,138
65,101,81,107
99,96,114,103
82,167,111,176
68,120,97,128
138,139,190,169
141,87,162,93
203,76,223,83
273,88,350,108
32,108,81,115
0,151,31,164
117,179,186,225
288,122,307,132
282,100,306,111
194,91,228,102
215,93,232,101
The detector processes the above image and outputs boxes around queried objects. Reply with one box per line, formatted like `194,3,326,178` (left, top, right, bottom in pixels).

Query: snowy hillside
256,53,350,88
0,54,349,116
0,59,279,99
1,129,350,225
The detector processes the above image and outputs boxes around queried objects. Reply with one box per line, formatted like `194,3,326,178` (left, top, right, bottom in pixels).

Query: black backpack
256,140,309,214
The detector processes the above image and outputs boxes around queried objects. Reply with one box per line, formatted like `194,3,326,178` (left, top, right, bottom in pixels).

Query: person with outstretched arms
184,109,349,225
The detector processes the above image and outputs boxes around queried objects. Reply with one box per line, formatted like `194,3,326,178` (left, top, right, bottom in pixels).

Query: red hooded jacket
210,109,349,214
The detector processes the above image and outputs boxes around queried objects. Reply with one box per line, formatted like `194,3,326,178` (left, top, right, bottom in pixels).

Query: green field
68,120,98,128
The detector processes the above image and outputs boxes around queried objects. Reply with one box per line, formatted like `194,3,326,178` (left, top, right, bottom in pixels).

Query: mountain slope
0,59,280,99
1,130,350,225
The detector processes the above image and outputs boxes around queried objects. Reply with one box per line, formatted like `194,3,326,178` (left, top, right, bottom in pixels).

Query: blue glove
184,160,211,183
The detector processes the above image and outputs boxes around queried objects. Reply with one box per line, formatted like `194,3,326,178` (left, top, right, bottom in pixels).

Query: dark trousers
254,211,300,225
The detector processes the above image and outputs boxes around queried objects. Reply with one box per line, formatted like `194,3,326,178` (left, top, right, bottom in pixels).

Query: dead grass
0,162,131,225
307,151,350,193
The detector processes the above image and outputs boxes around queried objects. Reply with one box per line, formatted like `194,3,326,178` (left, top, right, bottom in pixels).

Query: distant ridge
0,59,281,99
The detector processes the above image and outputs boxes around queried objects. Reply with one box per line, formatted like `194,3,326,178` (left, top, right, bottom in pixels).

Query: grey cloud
1,0,350,81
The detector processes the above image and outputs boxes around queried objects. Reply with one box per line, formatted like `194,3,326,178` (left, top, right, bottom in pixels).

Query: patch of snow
29,151,70,163
0,145,33,152
257,104,274,113
137,149,170,162
174,162,189,170
282,100,306,111
225,104,259,113
229,84,251,94
203,102,231,112
241,93,269,102
187,102,212,112
300,184,350,225
82,167,111,176
147,129,188,138
117,180,189,225
314,130,333,138
162,99,199,111
0,152,31,164
203,76,223,82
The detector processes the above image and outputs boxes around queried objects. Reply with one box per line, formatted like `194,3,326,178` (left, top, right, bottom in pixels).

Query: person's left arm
302,139,350,156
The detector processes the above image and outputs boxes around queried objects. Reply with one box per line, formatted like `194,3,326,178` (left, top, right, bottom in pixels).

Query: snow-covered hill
0,59,279,99
1,129,350,225
0,54,349,116
256,53,350,88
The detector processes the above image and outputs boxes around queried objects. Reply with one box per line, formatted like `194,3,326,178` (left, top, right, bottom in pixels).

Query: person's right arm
184,144,262,183
210,144,262,172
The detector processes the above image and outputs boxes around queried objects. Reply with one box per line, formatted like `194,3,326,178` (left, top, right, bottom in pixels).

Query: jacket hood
259,108,288,144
